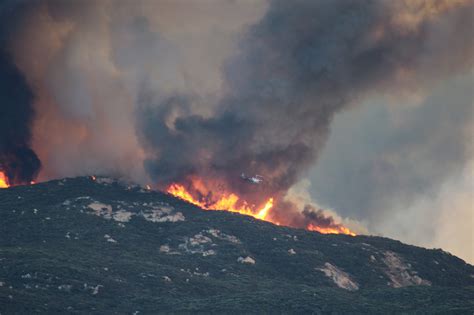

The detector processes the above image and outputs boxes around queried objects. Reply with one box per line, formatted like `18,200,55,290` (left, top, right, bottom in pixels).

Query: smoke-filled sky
0,0,472,262
310,72,474,262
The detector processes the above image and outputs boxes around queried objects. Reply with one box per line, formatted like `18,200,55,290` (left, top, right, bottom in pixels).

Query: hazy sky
309,73,473,263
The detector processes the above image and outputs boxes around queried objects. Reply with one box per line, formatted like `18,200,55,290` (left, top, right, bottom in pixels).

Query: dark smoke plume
139,0,473,207
0,1,41,185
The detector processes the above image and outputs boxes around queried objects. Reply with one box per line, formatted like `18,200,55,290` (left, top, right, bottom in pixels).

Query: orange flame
167,183,273,221
167,181,355,236
0,171,36,188
0,171,9,188
307,223,356,236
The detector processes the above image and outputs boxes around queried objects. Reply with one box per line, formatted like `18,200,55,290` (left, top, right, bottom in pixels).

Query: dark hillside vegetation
1,177,473,313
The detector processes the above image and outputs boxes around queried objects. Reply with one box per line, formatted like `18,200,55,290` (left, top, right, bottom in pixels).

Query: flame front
167,183,273,221
0,171,9,188
307,223,356,236
167,181,355,236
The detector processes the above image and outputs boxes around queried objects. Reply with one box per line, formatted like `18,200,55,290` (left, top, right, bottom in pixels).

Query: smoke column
0,1,41,185
139,0,473,222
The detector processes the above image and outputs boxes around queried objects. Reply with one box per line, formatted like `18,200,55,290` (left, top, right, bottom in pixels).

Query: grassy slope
0,177,473,314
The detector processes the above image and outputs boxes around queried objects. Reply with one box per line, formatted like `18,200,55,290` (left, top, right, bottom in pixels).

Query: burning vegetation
307,223,355,237
0,169,37,189
166,178,355,236
167,183,274,221
0,171,9,188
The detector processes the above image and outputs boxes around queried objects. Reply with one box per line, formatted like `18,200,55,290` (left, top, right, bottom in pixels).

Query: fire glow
0,171,9,188
167,183,274,221
167,180,355,236
307,223,356,237
0,171,37,188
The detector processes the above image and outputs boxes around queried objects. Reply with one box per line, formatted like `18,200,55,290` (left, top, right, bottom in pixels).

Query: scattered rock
160,245,170,253
238,256,256,265
58,284,72,292
178,233,216,256
141,207,185,223
113,210,133,222
202,250,216,257
88,202,113,219
104,234,117,243
382,251,431,288
317,262,359,291
21,273,32,279
92,285,103,295
83,199,185,223
206,229,240,243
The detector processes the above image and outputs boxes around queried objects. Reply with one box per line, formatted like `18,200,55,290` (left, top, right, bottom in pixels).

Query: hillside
1,177,473,314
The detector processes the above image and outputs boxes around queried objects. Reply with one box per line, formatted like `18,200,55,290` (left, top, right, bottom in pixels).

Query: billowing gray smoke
0,1,41,185
139,0,473,207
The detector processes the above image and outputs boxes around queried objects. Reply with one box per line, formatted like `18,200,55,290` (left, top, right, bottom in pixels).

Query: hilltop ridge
1,177,473,313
